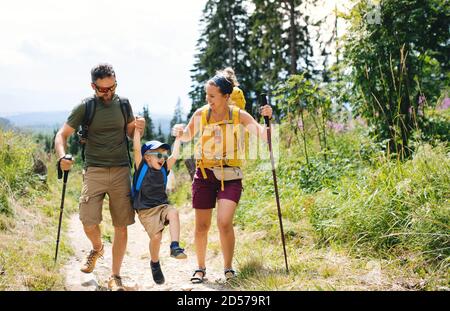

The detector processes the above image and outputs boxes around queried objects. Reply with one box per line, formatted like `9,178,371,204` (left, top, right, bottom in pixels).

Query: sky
0,0,206,118
0,0,351,119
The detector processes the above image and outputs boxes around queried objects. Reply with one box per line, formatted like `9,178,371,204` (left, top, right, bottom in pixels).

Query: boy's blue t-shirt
133,161,169,210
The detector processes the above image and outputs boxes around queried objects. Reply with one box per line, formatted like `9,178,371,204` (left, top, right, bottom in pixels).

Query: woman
172,68,273,283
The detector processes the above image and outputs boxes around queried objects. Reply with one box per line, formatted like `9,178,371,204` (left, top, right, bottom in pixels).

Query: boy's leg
150,231,163,263
149,231,165,284
166,208,180,242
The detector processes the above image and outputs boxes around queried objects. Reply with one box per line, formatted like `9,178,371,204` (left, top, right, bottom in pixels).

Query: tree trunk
288,0,298,74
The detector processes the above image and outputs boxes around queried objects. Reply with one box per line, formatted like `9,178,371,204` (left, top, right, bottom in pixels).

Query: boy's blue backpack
131,161,168,202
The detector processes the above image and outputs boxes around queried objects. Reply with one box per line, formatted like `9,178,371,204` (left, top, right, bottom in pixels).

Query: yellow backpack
195,105,245,190
230,87,246,110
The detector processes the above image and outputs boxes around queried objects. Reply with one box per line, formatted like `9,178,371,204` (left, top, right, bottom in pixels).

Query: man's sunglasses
94,82,117,93
145,152,169,161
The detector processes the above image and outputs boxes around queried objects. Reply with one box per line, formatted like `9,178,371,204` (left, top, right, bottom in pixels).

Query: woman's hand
172,123,185,138
260,105,273,119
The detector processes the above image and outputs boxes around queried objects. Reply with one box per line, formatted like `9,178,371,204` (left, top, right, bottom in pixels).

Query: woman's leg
194,209,213,276
216,199,238,269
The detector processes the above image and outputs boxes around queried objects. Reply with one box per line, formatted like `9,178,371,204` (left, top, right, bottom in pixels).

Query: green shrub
309,144,450,262
0,130,37,192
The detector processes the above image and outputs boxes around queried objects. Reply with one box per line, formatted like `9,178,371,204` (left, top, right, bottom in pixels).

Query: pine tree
142,105,154,141
156,124,165,142
168,98,184,144
248,0,286,100
247,0,318,117
189,0,252,118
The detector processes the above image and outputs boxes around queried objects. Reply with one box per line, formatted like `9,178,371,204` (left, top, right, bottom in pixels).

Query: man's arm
54,123,76,171
128,117,146,139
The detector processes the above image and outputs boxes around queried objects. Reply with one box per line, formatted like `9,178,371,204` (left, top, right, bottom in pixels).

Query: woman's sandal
224,268,236,280
190,268,206,284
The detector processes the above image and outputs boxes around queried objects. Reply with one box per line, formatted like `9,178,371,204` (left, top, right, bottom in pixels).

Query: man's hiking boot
80,245,104,273
150,261,165,285
108,275,125,291
170,246,187,259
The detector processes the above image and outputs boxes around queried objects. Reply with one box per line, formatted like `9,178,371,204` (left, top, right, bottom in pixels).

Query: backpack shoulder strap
161,163,168,189
231,106,240,125
118,96,133,167
79,97,96,164
81,97,97,137
135,161,149,193
118,97,131,122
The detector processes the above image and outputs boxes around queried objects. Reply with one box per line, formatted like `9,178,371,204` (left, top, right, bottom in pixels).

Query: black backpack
77,96,132,167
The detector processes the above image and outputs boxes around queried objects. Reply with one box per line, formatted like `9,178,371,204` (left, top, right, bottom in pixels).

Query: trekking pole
54,154,73,264
260,94,289,273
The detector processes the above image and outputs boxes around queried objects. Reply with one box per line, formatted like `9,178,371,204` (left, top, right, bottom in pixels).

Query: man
54,63,145,291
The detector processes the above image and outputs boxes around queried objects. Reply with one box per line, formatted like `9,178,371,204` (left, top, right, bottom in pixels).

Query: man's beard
98,92,115,104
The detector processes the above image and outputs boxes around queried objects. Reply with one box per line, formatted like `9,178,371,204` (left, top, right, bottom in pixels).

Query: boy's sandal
190,268,206,284
224,268,236,280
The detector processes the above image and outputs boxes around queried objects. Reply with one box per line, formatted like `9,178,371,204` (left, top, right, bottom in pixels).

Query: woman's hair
206,67,240,95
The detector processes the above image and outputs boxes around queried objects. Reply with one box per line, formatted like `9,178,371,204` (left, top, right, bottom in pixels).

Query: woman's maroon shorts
192,168,243,209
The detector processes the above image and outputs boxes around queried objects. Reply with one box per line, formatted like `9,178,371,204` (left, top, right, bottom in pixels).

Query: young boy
132,127,187,285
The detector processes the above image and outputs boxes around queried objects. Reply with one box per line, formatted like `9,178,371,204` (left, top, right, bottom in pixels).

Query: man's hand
59,156,74,172
135,117,146,134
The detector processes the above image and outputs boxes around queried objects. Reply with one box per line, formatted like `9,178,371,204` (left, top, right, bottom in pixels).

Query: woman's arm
133,126,143,169
240,105,273,142
172,108,203,143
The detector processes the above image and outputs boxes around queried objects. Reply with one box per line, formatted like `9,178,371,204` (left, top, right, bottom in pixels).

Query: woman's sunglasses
94,82,117,93
145,152,169,161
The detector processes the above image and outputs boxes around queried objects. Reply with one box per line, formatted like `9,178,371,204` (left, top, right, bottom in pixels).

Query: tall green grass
309,144,449,264
0,129,79,290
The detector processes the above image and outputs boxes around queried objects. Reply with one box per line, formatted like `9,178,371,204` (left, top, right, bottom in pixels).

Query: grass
169,125,449,290
0,129,81,290
309,144,450,262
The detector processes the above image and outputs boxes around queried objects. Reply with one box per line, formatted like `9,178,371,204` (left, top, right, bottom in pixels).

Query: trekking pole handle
58,154,73,181
63,154,72,183
260,93,271,127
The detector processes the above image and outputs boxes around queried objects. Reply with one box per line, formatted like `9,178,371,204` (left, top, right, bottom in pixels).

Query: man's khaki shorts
79,166,135,227
137,204,176,238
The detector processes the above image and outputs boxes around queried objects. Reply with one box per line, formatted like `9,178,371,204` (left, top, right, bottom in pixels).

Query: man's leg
112,226,127,276
80,224,104,273
83,224,103,251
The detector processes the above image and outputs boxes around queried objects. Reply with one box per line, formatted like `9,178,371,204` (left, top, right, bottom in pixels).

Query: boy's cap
141,140,171,156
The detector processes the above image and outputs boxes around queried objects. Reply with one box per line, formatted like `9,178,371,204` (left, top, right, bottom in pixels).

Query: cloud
0,0,205,116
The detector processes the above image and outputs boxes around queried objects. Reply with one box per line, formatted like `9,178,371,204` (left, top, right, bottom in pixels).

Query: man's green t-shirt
67,94,134,167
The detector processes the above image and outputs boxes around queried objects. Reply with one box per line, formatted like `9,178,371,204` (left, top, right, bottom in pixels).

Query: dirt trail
63,204,231,291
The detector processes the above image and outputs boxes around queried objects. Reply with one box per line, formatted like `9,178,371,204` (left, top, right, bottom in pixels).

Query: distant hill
4,111,172,135
0,117,14,130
